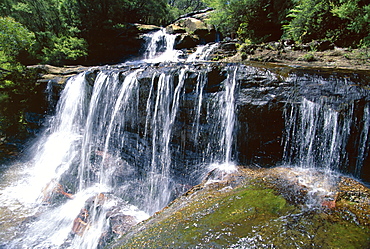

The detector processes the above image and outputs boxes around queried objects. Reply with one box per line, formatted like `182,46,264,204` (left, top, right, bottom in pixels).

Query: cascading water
187,43,219,62
283,98,352,172
281,73,370,207
0,29,241,248
0,28,369,248
142,28,182,63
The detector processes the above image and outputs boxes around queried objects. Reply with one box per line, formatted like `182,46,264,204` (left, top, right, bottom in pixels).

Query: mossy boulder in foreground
111,166,370,248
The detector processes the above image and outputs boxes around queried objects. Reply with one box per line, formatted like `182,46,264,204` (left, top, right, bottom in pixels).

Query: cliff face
33,62,370,182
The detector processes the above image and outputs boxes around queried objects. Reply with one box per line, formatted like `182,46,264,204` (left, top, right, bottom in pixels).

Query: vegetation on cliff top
1,0,368,66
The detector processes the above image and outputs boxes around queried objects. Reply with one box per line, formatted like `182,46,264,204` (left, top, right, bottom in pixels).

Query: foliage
0,67,44,140
41,35,88,65
283,0,370,47
204,0,294,43
331,0,370,47
0,16,35,69
168,0,207,17
0,0,172,65
0,0,173,140
0,17,44,139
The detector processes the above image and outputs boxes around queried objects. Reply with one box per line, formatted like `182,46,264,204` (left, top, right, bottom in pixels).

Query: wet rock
175,34,200,49
111,167,370,248
107,210,138,235
220,42,237,52
72,208,89,236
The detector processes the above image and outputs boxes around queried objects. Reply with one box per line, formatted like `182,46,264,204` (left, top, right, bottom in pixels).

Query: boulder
167,10,218,48
111,166,370,248
166,24,186,34
108,211,138,235
28,64,88,85
133,24,161,34
174,34,200,49
175,17,209,35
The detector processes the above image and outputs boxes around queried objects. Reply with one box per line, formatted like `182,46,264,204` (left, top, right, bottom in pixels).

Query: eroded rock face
111,166,370,248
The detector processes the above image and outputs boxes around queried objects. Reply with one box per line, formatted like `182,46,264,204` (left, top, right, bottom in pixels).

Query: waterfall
143,67,187,214
187,43,219,62
283,98,352,172
0,27,369,248
142,28,182,63
0,63,242,247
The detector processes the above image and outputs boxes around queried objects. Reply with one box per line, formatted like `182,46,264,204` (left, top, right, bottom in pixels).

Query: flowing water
0,29,369,248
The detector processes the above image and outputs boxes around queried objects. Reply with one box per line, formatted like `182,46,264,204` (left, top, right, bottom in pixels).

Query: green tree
168,0,208,18
0,0,88,65
0,17,39,138
331,0,370,47
0,16,34,72
204,0,293,43
283,0,369,47
0,0,172,65
64,0,171,64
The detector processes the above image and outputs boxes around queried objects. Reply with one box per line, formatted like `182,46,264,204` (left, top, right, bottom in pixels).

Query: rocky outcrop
28,64,88,85
166,9,219,49
111,166,370,248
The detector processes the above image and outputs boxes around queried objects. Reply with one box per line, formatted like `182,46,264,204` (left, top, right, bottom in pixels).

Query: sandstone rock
176,17,208,34
28,64,88,84
175,34,200,49
168,10,217,48
111,167,370,248
133,24,161,33
165,24,186,34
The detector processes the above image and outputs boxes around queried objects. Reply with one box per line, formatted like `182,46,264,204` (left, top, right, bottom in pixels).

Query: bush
283,0,370,47
204,0,294,43
0,16,35,68
41,35,88,65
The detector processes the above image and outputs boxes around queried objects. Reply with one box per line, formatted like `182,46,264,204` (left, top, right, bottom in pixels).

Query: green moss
116,183,296,248
112,172,370,249
317,221,370,248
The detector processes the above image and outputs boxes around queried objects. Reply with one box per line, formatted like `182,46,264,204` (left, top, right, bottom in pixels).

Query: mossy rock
111,167,370,248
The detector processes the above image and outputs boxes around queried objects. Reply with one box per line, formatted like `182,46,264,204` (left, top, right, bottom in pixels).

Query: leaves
0,17,35,68
284,0,369,47
205,0,294,43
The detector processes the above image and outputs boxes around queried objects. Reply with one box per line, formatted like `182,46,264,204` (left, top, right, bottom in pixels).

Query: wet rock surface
37,63,370,183
111,166,370,248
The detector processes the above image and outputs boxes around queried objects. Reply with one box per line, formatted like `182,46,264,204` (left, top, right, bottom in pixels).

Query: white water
142,29,219,63
1,28,368,248
187,43,219,62
142,28,183,63
282,97,360,207
283,98,352,173
0,29,239,248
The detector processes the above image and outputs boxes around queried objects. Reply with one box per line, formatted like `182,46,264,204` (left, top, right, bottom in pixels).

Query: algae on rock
111,167,370,248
